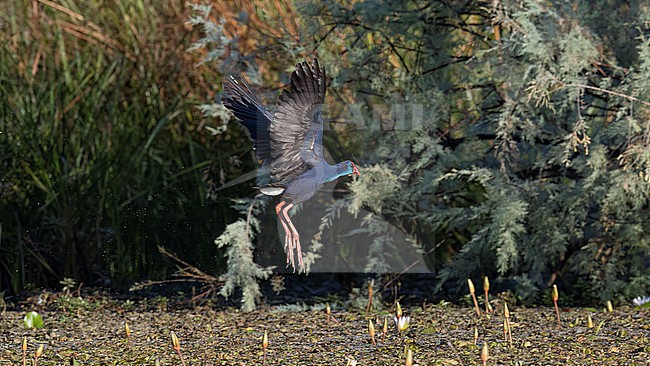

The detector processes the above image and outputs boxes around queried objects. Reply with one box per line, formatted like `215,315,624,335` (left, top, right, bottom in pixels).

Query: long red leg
281,203,304,272
275,201,293,266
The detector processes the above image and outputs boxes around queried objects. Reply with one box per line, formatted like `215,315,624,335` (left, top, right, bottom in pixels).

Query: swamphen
221,59,360,272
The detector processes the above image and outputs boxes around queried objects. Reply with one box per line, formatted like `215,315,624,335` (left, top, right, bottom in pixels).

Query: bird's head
346,161,361,177
328,161,361,183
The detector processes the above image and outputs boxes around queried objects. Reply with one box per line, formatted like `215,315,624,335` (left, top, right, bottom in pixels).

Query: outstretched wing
221,75,274,166
270,59,326,182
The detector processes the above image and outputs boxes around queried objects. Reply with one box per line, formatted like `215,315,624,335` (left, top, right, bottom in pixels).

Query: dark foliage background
0,0,232,292
2,0,650,310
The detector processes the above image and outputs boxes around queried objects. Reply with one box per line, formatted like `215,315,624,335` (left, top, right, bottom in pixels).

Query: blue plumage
221,60,360,272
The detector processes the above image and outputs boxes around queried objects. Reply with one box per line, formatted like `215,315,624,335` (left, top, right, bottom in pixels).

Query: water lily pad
24,311,44,329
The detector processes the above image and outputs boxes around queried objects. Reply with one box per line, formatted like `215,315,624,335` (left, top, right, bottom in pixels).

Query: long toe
285,232,295,270
286,238,293,268
294,235,304,272
284,231,291,253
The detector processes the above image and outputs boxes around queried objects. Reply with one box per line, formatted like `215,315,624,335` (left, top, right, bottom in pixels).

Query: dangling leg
281,203,304,272
275,201,293,267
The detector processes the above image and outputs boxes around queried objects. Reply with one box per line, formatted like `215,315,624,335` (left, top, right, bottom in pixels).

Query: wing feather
270,60,326,182
221,76,274,166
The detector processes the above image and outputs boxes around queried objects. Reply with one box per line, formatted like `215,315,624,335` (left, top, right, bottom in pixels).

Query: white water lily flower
632,296,650,307
393,315,410,331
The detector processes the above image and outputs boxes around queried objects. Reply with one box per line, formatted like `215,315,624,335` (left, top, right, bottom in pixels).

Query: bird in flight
221,59,360,272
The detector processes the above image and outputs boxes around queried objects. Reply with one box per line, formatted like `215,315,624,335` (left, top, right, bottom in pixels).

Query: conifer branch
554,82,650,108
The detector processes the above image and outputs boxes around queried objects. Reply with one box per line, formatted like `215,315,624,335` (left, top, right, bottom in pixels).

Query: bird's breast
283,171,324,203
